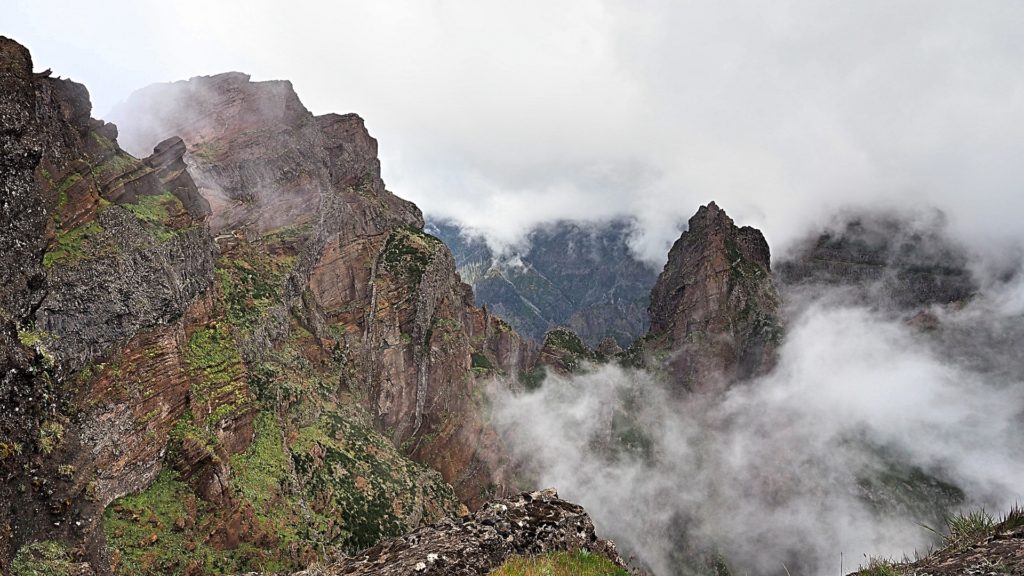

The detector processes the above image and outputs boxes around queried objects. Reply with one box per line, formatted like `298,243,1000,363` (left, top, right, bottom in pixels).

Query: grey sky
7,0,1024,263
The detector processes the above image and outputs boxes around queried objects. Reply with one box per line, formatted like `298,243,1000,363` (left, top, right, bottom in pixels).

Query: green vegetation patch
216,246,288,333
857,558,903,576
262,223,314,247
519,366,547,391
43,220,104,268
16,326,49,348
37,420,65,454
943,509,997,547
168,411,218,462
544,328,594,358
490,551,629,576
471,352,495,370
92,152,143,182
90,131,116,151
54,173,82,221
12,540,76,576
184,323,248,426
381,225,443,285
289,406,460,553
102,469,252,575
103,469,202,574
123,192,183,226
229,412,293,514
106,312,461,574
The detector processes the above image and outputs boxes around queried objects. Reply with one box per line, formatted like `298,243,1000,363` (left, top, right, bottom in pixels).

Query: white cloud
491,295,1024,574
9,1,1024,264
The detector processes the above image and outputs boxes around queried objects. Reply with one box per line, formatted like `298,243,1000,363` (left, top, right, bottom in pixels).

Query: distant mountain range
427,218,659,347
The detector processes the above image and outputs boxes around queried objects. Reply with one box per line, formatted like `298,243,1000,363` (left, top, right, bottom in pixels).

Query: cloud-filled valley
491,282,1024,574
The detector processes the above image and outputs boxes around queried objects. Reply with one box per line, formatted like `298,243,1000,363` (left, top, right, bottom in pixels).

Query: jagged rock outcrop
776,211,976,310
304,489,627,576
0,37,47,322
645,202,782,392
1,35,221,570
112,72,531,510
429,218,657,348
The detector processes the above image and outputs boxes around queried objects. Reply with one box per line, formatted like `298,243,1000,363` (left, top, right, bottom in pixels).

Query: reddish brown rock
315,489,628,576
1,36,219,571
114,72,528,508
646,202,781,392
1,36,532,575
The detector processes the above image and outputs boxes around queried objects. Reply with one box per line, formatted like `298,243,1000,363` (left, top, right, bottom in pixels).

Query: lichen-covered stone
311,489,627,576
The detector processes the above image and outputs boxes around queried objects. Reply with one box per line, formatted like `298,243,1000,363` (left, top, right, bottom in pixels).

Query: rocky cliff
112,71,534,506
0,37,532,575
643,202,782,392
305,489,628,576
1,35,223,571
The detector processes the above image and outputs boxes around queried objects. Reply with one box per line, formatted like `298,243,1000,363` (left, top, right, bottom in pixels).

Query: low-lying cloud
490,287,1024,574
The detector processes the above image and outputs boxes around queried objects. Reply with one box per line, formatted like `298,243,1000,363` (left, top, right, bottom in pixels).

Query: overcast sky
7,1,1024,263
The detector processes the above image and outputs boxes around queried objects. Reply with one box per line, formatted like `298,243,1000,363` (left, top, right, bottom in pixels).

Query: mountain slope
0,37,530,575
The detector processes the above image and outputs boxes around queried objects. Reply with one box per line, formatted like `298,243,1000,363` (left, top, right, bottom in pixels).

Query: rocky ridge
305,489,628,576
776,210,976,310
0,37,533,575
1,35,223,570
3,33,1018,576
111,72,534,506
643,202,782,391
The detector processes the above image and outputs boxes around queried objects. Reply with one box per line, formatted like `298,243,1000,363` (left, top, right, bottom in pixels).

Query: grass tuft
944,509,996,547
490,551,628,576
858,557,903,576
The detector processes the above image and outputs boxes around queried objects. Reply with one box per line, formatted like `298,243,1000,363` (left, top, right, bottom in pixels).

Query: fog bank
491,288,1024,574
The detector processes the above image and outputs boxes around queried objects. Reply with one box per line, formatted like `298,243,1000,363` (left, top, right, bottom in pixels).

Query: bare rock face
0,37,47,321
646,202,781,392
111,72,327,234
312,489,627,576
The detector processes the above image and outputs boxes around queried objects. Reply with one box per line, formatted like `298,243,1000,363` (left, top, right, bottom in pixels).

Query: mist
490,280,1024,574
9,1,1024,265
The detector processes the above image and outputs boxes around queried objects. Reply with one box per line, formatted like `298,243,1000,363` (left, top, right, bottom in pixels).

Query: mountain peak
647,202,780,392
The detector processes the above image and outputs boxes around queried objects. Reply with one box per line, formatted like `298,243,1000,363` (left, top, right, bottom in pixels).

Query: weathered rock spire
646,202,781,391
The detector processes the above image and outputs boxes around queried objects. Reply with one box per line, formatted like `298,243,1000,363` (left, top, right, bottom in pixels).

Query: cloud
9,1,1023,264
490,290,1024,574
